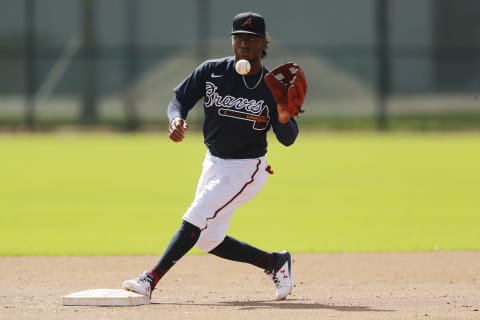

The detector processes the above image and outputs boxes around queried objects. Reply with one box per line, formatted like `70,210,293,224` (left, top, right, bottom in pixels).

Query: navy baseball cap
230,12,266,37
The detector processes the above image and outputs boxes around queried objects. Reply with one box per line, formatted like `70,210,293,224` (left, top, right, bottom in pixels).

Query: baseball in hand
235,59,251,75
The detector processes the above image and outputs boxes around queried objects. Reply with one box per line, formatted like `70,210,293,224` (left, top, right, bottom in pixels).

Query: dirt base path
1,252,479,320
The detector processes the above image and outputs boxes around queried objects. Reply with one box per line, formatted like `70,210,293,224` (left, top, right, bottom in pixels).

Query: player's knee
195,237,223,252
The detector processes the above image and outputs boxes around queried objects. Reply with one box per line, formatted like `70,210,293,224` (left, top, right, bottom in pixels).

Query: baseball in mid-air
235,59,251,75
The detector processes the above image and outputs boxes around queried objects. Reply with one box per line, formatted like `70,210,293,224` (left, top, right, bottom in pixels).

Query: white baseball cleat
122,271,154,297
266,251,293,300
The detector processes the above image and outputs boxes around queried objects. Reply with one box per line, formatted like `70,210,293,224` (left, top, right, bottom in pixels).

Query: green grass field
1,131,479,255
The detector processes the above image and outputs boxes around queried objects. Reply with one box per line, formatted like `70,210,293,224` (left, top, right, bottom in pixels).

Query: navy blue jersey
168,56,298,159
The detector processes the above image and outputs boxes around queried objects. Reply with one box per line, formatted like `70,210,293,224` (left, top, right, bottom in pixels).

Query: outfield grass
1,131,479,255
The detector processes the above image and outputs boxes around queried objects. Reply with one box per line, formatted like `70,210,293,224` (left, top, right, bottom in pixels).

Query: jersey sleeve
172,61,212,116
167,96,187,123
271,117,299,146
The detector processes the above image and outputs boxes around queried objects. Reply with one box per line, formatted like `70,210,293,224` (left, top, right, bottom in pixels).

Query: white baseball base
62,289,150,306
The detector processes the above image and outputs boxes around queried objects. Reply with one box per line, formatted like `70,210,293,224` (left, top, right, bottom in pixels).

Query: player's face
232,34,266,63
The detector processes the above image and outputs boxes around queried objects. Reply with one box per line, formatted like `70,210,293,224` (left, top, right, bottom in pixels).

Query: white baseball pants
183,151,269,252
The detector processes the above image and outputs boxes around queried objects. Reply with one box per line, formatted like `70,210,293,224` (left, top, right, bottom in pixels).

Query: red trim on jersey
201,159,261,231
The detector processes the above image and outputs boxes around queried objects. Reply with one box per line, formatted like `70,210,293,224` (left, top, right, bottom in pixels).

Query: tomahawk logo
241,17,254,28
218,107,269,130
205,82,270,130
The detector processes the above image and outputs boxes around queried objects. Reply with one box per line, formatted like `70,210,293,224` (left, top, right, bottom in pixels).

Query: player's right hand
168,118,188,142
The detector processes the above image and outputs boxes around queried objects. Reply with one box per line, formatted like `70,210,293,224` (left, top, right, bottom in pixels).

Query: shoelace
271,274,280,285
138,273,153,284
265,270,281,286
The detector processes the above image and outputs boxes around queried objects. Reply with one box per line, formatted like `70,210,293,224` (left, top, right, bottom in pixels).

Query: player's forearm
167,96,187,123
274,119,298,146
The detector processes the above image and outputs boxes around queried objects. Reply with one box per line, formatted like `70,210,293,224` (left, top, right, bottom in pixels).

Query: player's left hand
264,62,307,124
168,118,189,142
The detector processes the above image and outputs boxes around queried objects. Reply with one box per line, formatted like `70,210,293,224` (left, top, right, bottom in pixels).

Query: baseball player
123,11,307,301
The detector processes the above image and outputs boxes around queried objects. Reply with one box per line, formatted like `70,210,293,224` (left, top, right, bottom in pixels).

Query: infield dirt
1,252,479,320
